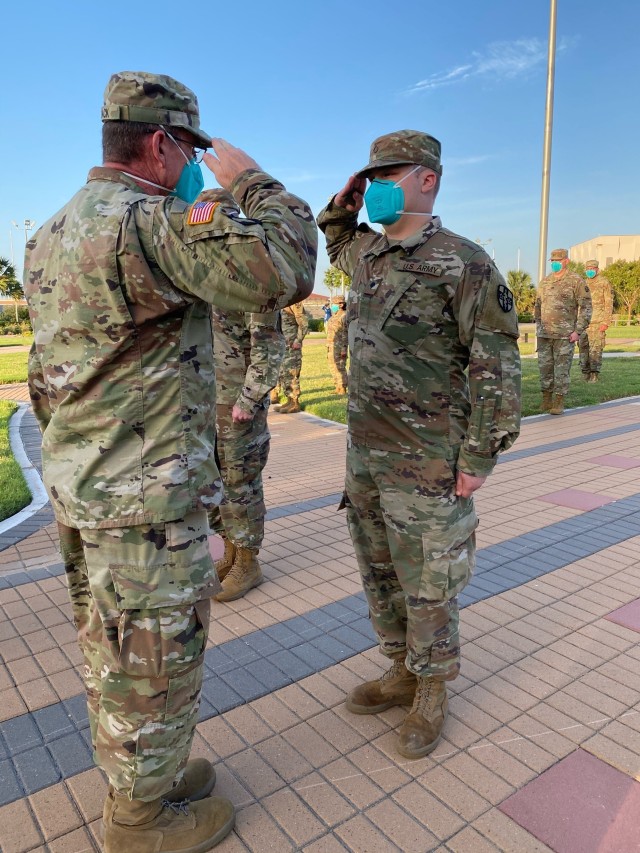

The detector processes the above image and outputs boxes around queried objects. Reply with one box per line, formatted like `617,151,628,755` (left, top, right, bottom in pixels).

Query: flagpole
537,0,557,284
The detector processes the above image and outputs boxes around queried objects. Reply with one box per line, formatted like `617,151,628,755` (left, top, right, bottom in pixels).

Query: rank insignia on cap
497,283,514,313
187,201,218,226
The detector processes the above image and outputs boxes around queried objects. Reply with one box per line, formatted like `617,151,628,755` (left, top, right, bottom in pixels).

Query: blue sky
1,0,638,293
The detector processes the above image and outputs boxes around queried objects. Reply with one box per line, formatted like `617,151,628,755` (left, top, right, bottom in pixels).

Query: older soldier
579,259,613,382
272,302,309,412
326,298,348,393
24,71,316,853
535,249,592,414
209,284,284,601
318,130,520,759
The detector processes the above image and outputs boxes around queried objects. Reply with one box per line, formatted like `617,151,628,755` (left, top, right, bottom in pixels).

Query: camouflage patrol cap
549,248,569,260
102,71,212,149
355,130,442,178
586,259,599,269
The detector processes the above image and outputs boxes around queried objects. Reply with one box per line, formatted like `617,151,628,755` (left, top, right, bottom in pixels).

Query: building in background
570,235,640,267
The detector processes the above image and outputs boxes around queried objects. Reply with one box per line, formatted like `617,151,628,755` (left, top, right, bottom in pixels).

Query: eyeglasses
156,127,206,163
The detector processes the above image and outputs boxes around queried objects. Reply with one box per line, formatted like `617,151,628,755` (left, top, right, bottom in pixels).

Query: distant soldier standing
24,71,316,852
326,298,348,393
210,294,284,600
579,259,613,382
272,302,309,413
319,130,521,759
535,248,592,414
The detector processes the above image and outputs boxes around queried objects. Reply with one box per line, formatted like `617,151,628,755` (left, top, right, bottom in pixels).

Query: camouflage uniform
535,253,592,395
579,261,613,377
209,307,284,549
25,72,316,802
326,305,348,392
274,303,309,403
318,131,520,683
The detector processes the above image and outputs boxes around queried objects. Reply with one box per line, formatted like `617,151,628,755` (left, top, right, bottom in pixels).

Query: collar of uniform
87,166,152,192
362,215,442,259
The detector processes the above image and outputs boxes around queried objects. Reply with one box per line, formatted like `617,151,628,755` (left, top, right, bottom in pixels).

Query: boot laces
380,659,406,683
412,678,437,714
162,798,190,816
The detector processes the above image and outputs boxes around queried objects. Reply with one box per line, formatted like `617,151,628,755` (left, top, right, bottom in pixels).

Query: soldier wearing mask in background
326,298,348,394
535,249,592,414
579,259,613,382
318,130,521,760
24,70,316,853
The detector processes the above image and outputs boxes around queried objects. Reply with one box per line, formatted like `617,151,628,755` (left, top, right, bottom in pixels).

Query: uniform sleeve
296,307,309,341
236,312,285,416
27,342,52,432
317,199,377,277
602,279,613,326
575,278,593,334
138,171,317,314
455,255,521,477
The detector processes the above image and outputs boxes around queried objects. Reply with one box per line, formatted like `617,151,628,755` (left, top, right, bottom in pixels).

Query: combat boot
104,759,217,827
103,792,235,853
214,547,263,602
214,538,236,582
397,676,448,759
278,398,301,414
549,393,565,415
589,371,599,383
541,390,553,413
336,385,347,395
346,656,417,714
269,389,280,404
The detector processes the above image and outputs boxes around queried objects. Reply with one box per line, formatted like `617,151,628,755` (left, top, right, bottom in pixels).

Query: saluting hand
334,175,366,213
204,139,261,190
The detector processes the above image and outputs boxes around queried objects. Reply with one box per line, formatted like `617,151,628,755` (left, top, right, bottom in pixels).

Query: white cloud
406,37,573,95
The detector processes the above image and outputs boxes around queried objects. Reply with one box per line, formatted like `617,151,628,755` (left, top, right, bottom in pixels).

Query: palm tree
0,256,25,322
506,269,536,317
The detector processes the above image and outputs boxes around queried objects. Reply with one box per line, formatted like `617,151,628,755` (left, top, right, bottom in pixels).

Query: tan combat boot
214,538,236,582
269,389,280,404
214,547,263,602
103,792,235,853
345,656,417,714
589,371,599,383
278,397,301,414
541,390,553,413
104,758,216,827
549,393,565,415
397,676,448,759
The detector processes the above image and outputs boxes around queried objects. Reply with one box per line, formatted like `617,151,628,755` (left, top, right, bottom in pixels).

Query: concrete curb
0,404,49,536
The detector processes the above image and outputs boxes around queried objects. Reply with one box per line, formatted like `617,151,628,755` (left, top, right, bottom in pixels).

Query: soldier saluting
24,71,316,853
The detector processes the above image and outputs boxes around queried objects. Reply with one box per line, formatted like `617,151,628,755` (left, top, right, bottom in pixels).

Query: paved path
1,400,640,851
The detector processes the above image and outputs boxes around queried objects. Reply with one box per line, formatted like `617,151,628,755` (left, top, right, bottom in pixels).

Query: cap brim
354,158,416,179
175,123,212,149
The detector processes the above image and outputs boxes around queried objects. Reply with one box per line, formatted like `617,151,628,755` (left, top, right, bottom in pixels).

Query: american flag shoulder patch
187,201,219,226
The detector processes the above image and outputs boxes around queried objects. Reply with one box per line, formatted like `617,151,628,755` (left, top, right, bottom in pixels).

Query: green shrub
308,318,325,333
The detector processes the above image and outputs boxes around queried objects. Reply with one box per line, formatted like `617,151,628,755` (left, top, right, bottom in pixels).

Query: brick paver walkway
1,399,640,852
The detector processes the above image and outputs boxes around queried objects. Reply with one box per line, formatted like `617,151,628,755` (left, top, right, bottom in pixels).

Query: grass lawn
300,340,640,422
0,335,33,348
0,351,29,384
0,402,31,521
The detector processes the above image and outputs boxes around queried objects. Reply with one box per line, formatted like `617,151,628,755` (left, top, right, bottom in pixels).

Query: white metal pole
537,0,558,284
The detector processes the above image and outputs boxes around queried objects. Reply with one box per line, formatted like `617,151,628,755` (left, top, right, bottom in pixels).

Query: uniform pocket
419,510,478,601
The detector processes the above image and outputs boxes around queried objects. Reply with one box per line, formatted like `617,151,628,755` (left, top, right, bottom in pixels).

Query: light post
23,219,36,245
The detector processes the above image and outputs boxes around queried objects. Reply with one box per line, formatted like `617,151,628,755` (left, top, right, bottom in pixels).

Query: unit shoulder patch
497,283,514,313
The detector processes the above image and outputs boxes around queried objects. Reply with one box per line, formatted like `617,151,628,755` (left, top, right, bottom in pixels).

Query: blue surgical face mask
586,269,596,278
364,165,422,225
551,261,563,273
166,131,204,204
